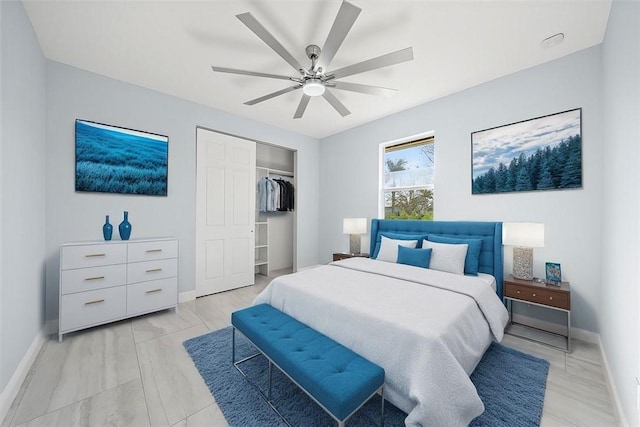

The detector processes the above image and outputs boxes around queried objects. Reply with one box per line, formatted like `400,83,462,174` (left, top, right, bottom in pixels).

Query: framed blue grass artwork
75,119,168,196
471,108,582,194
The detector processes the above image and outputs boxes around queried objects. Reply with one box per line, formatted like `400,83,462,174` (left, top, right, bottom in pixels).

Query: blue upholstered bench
231,304,385,427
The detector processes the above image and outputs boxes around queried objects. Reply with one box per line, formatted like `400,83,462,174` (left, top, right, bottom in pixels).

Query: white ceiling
23,0,611,139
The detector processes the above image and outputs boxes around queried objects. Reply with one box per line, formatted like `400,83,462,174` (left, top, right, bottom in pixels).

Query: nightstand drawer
332,253,369,261
505,284,569,310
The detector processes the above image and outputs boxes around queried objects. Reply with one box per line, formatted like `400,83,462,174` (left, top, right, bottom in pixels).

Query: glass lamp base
349,234,361,255
513,246,534,280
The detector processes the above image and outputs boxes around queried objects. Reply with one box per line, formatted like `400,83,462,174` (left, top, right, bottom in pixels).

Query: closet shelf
257,166,294,177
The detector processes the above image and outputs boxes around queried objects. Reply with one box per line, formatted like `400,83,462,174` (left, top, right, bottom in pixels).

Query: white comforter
253,257,509,426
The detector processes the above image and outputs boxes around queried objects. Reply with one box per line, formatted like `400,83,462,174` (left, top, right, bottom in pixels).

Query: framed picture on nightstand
545,262,562,284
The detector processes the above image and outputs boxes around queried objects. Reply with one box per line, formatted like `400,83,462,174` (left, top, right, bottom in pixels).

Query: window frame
378,132,435,219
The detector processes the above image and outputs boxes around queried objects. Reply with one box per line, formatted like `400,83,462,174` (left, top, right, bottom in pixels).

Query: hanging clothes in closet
257,176,294,212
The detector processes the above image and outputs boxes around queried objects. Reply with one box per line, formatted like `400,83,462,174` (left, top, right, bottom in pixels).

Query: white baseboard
179,290,196,303
45,319,57,335
0,329,47,424
598,335,628,427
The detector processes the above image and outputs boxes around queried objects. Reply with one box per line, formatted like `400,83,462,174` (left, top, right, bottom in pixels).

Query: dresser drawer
127,258,177,284
128,240,177,263
127,278,178,316
505,284,570,310
60,264,127,295
60,286,126,332
61,244,127,270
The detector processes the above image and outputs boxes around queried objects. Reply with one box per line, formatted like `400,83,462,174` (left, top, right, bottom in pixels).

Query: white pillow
421,240,468,275
376,236,418,262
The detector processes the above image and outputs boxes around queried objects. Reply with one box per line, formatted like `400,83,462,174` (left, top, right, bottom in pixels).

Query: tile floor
2,270,620,426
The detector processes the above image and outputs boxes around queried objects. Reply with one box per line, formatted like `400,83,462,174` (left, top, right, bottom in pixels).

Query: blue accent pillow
397,246,432,268
372,232,428,258
426,235,483,276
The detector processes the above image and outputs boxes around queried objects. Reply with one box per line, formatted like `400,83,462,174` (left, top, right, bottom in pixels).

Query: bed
253,219,509,426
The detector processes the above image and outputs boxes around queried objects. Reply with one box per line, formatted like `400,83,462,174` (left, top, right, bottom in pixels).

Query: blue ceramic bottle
103,215,113,241
119,211,132,240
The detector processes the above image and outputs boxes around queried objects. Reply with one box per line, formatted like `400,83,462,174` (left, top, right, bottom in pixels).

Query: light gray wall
600,0,640,425
44,61,320,322
319,46,604,334
0,0,47,393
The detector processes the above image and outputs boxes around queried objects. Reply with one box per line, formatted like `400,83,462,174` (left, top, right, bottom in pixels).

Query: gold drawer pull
146,249,163,253
85,253,106,258
145,288,162,294
84,299,105,305
84,276,105,281
146,268,162,273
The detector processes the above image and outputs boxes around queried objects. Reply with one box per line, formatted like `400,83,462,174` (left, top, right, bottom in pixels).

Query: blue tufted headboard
370,219,504,298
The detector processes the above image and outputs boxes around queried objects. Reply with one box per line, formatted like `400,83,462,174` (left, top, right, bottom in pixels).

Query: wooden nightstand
503,274,571,352
332,253,370,262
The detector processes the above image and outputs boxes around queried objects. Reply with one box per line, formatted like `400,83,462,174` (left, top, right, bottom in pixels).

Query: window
381,136,434,220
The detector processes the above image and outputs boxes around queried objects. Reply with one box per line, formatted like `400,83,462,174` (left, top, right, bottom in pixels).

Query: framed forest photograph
471,108,582,195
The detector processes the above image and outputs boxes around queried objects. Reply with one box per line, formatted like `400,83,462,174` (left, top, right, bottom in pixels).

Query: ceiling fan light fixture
303,79,325,97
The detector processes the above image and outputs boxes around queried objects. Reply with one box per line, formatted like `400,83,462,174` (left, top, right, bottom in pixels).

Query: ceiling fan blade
293,95,311,119
212,66,293,81
329,47,414,80
322,90,351,117
236,12,304,72
317,1,361,71
244,85,302,106
332,81,398,97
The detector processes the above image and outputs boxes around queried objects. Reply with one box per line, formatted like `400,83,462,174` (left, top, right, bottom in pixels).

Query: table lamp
343,218,367,254
502,222,545,281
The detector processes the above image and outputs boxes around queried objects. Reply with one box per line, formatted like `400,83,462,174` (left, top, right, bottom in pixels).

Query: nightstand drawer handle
146,268,162,273
145,288,162,294
84,299,105,305
516,290,520,294
532,293,536,297
84,276,105,281
549,296,553,300
146,249,162,253
85,253,106,258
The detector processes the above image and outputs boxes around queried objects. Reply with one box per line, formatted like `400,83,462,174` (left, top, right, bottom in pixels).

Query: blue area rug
184,327,549,426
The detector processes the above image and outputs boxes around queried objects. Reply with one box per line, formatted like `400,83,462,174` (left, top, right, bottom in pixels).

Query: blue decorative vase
102,215,113,241
118,211,132,240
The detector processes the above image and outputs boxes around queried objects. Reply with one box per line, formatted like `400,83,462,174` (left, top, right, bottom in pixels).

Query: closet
255,143,296,276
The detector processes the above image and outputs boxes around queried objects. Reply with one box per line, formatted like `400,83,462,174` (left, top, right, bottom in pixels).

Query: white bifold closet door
196,128,256,296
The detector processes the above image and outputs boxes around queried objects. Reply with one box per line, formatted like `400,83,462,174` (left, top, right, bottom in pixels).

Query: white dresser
59,237,178,341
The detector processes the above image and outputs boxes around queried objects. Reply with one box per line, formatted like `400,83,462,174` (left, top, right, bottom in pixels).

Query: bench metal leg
380,386,385,427
268,360,273,401
231,327,236,364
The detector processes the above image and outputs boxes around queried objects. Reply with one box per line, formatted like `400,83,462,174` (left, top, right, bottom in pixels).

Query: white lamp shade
502,222,545,247
343,218,367,235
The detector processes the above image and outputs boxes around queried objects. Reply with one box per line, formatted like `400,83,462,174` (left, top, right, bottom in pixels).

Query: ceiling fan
211,1,414,119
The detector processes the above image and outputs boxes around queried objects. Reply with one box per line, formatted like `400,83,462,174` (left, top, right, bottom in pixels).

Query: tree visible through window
383,137,434,220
